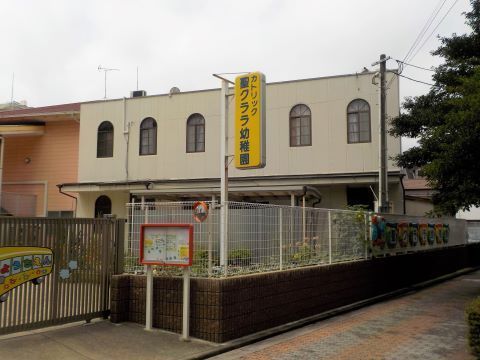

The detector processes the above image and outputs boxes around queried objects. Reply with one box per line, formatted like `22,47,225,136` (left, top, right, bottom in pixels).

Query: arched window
94,195,112,218
347,99,371,143
289,104,311,147
139,117,157,155
186,113,205,153
97,121,114,158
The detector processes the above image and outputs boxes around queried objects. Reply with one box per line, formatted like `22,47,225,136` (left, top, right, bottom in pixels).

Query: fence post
279,208,283,271
207,199,214,277
328,211,332,264
365,213,369,260
302,196,306,243
114,219,125,274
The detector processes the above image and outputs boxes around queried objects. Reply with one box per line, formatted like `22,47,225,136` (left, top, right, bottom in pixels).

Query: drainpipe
400,174,406,215
297,186,323,241
300,186,322,206
0,137,4,213
57,184,77,217
123,97,130,182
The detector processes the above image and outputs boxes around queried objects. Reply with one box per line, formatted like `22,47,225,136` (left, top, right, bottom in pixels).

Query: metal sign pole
219,79,229,274
181,267,191,341
145,264,153,331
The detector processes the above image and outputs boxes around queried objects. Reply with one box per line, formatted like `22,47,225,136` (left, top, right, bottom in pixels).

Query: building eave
59,171,402,193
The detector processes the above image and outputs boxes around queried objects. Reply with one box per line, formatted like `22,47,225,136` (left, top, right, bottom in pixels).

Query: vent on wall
131,90,147,98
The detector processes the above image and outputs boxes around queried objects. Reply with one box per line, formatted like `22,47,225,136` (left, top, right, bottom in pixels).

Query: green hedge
466,297,480,356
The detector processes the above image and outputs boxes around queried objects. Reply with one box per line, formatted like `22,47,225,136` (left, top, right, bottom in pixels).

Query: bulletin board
139,224,193,267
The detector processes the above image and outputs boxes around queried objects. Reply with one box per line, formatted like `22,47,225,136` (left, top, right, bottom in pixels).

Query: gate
0,217,124,335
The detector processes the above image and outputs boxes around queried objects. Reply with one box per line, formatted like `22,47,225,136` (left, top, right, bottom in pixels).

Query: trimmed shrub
228,248,252,266
466,297,480,356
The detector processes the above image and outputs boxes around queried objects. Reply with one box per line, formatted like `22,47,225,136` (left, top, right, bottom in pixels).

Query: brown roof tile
0,102,81,117
403,178,431,190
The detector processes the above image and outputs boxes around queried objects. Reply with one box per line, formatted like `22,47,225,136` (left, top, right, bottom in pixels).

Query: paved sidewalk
211,270,480,360
0,320,217,360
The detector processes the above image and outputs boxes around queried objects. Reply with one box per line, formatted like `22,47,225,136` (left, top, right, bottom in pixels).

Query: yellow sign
235,72,266,169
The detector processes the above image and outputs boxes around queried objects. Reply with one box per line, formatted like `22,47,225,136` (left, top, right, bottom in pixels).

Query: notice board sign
140,224,193,267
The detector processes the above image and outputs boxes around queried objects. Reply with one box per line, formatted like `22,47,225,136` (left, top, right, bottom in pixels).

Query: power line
410,0,461,62
397,73,437,87
395,60,435,72
403,0,449,63
384,0,447,90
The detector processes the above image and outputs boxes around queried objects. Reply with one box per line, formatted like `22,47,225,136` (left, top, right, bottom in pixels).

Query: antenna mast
10,73,14,109
136,66,139,90
98,65,119,100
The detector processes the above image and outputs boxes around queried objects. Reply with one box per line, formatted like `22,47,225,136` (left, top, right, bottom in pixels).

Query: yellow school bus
0,247,54,302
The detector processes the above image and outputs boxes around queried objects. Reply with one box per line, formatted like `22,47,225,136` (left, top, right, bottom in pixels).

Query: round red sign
192,201,209,223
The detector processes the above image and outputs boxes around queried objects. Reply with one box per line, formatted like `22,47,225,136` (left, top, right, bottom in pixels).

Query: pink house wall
3,120,79,216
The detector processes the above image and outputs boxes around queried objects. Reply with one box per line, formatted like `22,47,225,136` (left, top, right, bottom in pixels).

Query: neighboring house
0,103,80,216
403,178,435,216
61,71,404,218
0,101,29,111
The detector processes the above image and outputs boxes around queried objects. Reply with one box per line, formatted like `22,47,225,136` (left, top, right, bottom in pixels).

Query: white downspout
123,97,130,182
0,136,4,213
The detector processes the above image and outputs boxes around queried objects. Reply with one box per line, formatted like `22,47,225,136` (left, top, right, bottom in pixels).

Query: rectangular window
47,211,74,218
140,129,156,155
97,131,113,157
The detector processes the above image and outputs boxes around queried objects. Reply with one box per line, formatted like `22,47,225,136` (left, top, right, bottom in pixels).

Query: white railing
467,221,480,243
124,201,467,277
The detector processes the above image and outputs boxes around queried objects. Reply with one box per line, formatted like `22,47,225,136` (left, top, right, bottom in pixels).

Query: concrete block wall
111,245,480,343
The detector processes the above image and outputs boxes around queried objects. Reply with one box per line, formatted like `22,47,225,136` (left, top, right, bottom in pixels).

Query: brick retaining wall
111,245,480,342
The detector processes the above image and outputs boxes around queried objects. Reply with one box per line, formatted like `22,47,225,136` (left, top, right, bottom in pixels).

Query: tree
390,0,480,215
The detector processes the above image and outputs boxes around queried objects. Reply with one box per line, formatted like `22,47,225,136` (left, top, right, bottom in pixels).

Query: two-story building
60,71,403,218
0,103,80,216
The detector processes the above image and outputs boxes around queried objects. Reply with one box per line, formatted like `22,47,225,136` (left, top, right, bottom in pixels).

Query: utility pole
379,54,389,213
372,54,390,213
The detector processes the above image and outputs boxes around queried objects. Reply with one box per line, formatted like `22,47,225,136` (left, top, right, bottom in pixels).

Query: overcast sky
0,1,472,131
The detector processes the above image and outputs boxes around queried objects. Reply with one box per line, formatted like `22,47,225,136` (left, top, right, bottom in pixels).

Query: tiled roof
0,102,80,117
403,178,430,190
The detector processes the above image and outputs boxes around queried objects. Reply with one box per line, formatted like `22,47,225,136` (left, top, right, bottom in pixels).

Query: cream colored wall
78,73,401,183
317,186,348,209
76,191,129,218
405,199,433,217
388,183,405,215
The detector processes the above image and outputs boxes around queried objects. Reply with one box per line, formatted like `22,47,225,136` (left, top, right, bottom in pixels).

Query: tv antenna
98,65,119,99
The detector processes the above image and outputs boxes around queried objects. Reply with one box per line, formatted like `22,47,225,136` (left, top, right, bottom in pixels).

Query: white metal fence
124,201,467,277
467,221,480,242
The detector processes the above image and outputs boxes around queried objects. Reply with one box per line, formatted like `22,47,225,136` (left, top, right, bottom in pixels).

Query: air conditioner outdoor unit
130,90,147,98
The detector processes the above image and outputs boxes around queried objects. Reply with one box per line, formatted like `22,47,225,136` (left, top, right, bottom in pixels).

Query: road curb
184,266,480,360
